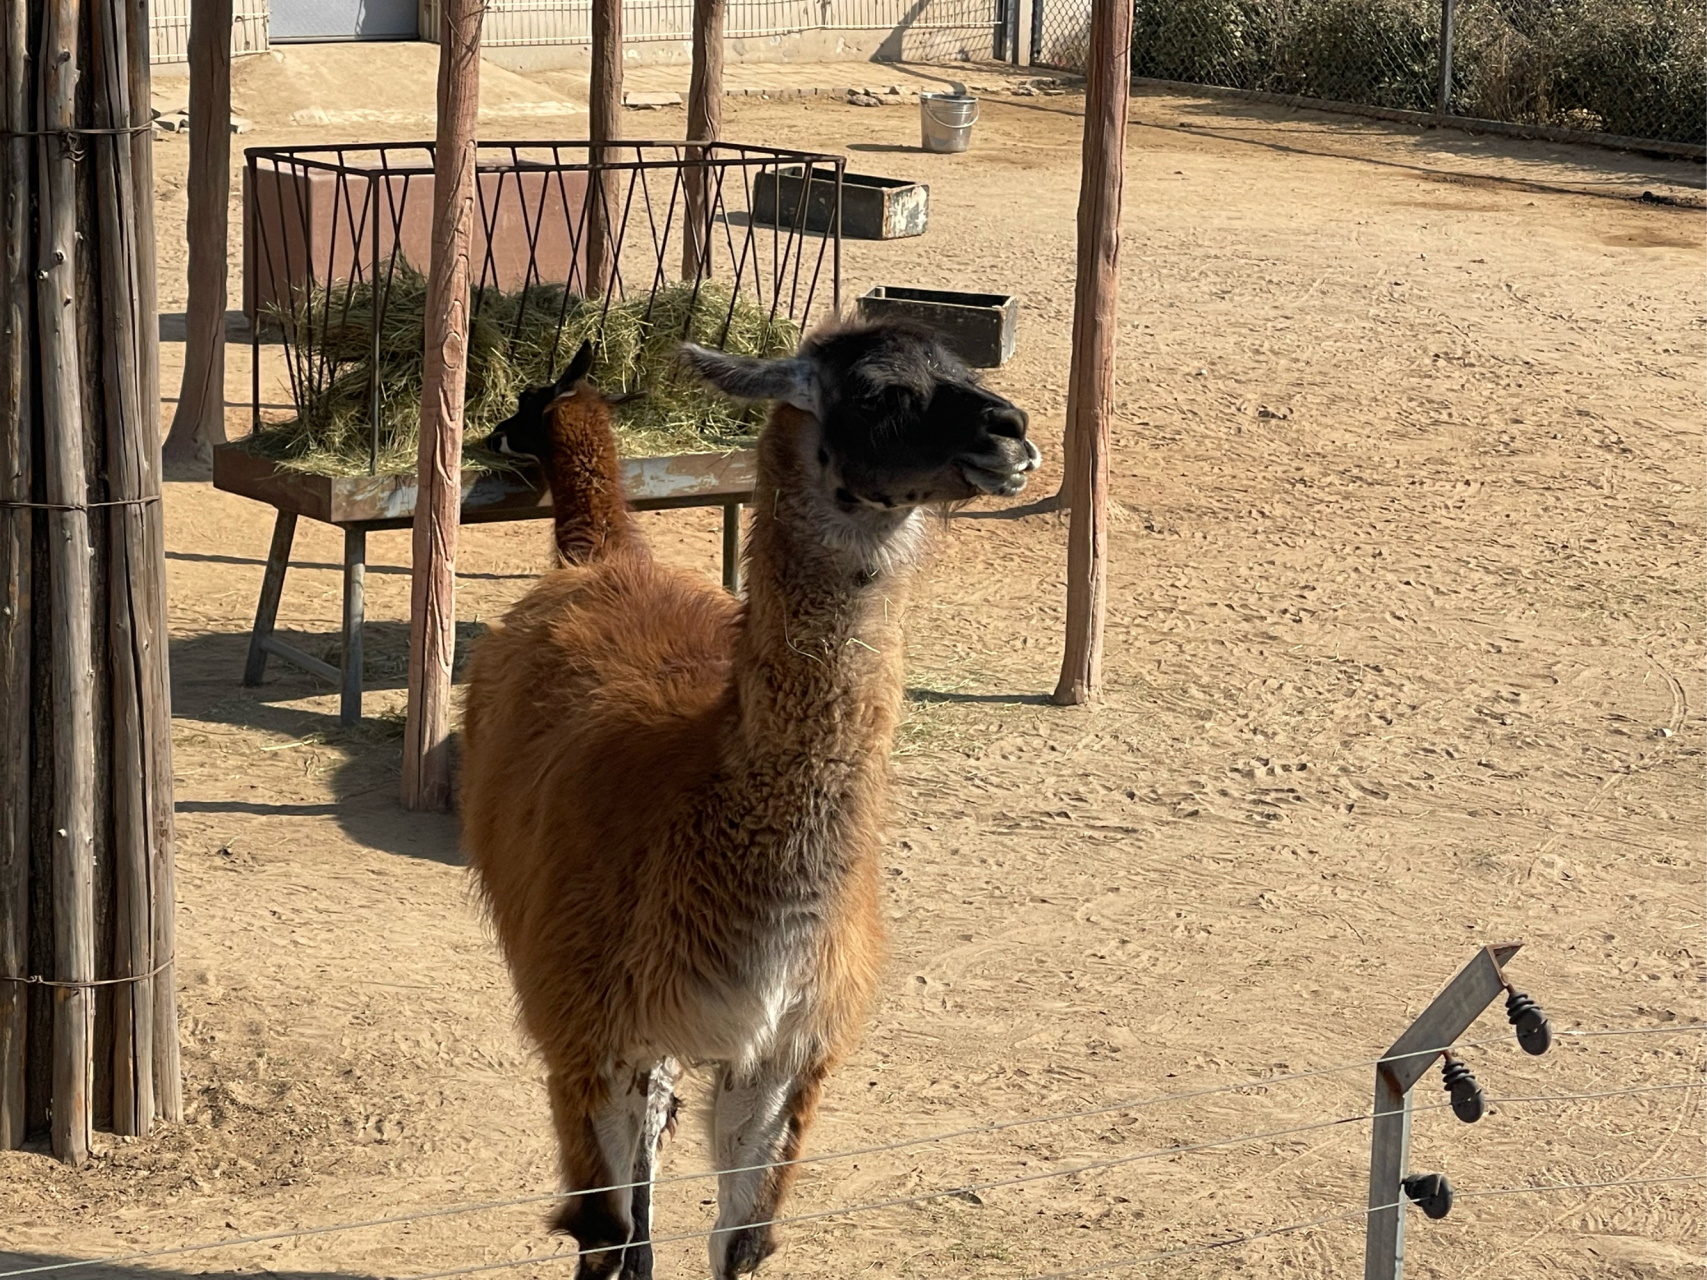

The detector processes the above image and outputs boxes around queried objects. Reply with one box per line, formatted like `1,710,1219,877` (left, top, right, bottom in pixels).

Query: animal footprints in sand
1233,756,1310,780
1229,758,1317,823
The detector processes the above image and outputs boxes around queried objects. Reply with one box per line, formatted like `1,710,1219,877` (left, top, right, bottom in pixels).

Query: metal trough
752,166,929,240
857,285,1018,367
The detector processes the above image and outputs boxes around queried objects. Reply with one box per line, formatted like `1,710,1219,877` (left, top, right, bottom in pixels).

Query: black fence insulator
1506,991,1552,1056
1442,1055,1486,1123
1402,1172,1454,1220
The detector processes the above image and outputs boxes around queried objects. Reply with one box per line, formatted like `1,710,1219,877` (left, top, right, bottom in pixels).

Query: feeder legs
722,502,741,595
342,527,367,726
243,510,297,687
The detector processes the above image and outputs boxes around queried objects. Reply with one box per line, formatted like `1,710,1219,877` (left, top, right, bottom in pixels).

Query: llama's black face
485,340,597,461
681,321,1040,510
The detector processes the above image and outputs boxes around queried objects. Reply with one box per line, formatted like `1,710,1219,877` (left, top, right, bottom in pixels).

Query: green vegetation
1130,0,1704,144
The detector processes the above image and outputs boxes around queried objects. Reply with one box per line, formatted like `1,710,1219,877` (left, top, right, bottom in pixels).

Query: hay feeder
217,139,844,723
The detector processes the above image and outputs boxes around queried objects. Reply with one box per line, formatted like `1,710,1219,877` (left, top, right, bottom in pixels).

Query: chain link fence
1033,0,1705,147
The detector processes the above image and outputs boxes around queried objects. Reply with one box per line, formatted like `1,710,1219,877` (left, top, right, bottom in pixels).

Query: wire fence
3,1022,1700,1280
1032,0,1706,147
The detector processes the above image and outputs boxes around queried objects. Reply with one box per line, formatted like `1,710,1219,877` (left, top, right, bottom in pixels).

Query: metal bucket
919,93,979,153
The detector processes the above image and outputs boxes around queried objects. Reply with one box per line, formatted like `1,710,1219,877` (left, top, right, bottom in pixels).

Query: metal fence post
1013,0,1036,65
1436,0,1456,115
1363,943,1523,1280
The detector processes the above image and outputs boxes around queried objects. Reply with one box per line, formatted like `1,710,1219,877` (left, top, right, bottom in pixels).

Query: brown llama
461,324,1039,1280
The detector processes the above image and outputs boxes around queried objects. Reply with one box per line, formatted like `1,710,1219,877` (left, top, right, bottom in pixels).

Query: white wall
153,0,999,68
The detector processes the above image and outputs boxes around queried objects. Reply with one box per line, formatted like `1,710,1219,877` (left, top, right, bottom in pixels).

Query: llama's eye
817,448,830,467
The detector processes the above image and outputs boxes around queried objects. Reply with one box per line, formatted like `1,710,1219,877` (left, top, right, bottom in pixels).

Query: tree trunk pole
161,0,233,469
38,0,97,1165
401,0,484,811
91,0,164,1136
682,0,724,280
586,0,622,296
0,0,31,1153
124,0,181,1129
1052,0,1129,707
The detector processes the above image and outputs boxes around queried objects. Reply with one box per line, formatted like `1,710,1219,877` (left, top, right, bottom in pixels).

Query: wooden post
0,0,30,1153
1052,0,1130,707
161,0,234,469
682,0,724,280
401,0,484,811
92,0,173,1135
38,0,97,1166
125,0,182,1128
587,0,622,295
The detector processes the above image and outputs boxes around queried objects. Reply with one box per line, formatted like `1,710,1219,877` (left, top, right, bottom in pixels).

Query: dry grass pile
246,265,800,476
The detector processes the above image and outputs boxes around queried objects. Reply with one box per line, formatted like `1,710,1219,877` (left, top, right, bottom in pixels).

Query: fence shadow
0,1255,373,1280
168,626,476,864
1160,92,1703,199
157,309,265,344
163,549,535,582
908,687,1052,706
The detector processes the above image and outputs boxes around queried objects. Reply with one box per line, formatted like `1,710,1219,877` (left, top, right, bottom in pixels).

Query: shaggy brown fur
461,323,1037,1280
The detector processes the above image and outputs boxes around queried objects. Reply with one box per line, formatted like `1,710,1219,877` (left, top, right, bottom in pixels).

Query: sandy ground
3,48,1705,1280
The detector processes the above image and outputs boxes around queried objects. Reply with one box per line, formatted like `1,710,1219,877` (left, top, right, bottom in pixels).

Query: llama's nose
985,405,1028,439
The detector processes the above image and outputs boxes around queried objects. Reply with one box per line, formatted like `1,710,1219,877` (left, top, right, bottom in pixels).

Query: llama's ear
679,343,817,413
555,341,596,395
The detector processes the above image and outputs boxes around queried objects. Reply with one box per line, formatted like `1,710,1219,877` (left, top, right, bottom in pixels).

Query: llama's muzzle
959,438,1041,496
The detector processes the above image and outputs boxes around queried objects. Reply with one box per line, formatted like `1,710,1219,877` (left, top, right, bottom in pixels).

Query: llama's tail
544,399,638,566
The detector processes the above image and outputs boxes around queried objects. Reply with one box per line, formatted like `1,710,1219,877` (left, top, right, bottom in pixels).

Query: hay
245,266,800,476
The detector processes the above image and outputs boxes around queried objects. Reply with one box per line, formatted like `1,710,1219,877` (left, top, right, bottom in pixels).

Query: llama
486,340,636,565
461,321,1039,1280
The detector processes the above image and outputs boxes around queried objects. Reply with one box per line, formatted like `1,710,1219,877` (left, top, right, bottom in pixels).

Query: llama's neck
730,408,923,775
544,401,636,564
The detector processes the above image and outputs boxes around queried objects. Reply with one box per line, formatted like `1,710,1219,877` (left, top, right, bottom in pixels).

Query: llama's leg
618,1058,680,1280
708,1059,828,1279
545,1065,652,1280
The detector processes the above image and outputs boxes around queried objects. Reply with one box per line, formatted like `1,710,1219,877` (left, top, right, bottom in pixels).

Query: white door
269,0,419,40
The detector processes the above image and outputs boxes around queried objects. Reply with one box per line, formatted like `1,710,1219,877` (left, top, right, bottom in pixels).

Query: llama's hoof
552,1199,630,1279
570,1251,624,1280
617,1241,655,1280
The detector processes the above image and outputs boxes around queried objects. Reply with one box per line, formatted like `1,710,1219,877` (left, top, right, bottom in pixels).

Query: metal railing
148,0,270,64
482,0,1004,52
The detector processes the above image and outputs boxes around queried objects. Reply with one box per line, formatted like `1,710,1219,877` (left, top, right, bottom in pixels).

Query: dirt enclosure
2,53,1704,1280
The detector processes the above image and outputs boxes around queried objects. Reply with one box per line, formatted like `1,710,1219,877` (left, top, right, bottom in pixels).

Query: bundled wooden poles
0,0,181,1160
401,0,485,811
1053,0,1131,706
